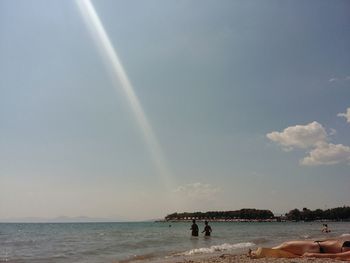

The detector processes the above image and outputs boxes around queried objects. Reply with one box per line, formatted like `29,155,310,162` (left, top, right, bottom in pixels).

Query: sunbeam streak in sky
76,0,173,190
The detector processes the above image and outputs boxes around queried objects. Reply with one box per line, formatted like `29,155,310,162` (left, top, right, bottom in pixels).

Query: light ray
76,0,173,190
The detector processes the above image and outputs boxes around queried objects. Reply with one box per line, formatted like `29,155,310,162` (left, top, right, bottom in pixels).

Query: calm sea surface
1,221,349,262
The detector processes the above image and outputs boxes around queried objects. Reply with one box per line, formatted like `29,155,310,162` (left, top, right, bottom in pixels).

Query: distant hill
0,216,124,223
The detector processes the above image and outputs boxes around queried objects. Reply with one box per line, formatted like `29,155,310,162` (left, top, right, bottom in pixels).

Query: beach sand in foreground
173,254,349,263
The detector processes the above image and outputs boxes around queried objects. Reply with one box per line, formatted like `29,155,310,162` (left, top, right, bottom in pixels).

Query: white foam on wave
182,242,255,256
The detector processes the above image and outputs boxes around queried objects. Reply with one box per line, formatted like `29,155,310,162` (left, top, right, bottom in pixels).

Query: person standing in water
190,219,199,236
202,220,212,236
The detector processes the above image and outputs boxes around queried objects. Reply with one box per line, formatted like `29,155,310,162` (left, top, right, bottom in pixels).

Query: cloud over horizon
329,76,350,83
301,143,350,166
337,108,350,123
267,121,350,166
266,121,327,150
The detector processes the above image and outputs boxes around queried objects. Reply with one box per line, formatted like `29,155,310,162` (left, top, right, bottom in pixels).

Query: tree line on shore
285,206,350,221
165,209,274,220
165,206,350,221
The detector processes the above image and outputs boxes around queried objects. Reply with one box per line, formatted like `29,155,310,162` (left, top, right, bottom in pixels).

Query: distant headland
162,206,350,222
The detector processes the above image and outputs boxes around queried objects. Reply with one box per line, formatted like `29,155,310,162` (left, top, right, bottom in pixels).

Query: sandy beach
173,253,349,263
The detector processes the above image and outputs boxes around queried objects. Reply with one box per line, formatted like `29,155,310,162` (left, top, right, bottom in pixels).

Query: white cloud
267,121,350,166
266,121,327,150
329,128,337,136
173,182,221,200
329,76,350,83
337,108,350,123
301,143,350,166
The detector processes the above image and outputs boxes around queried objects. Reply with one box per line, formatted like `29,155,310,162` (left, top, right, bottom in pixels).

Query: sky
0,0,350,221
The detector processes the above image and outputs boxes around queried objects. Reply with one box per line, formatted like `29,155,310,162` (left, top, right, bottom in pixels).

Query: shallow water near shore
1,221,349,262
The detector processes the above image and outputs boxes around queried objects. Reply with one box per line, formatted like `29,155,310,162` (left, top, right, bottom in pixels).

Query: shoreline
168,253,349,263
142,248,350,263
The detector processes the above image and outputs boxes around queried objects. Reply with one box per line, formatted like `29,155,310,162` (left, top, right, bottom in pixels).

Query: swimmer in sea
202,221,212,237
190,219,199,237
321,223,331,233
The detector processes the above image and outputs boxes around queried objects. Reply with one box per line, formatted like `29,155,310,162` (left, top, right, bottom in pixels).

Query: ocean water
0,221,349,262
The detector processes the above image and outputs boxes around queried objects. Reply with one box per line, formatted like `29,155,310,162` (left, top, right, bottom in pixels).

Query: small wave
117,253,156,263
181,242,255,256
340,233,350,237
251,238,269,245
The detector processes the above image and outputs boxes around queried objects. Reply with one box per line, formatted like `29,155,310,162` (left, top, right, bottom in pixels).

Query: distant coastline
162,206,350,223
0,216,125,223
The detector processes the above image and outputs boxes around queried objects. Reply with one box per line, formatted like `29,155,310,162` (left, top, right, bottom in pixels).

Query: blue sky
1,0,349,221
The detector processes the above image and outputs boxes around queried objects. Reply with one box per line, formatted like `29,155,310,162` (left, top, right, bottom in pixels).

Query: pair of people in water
249,239,350,260
190,220,212,237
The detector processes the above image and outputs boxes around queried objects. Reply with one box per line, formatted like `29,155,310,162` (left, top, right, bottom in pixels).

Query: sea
1,221,350,263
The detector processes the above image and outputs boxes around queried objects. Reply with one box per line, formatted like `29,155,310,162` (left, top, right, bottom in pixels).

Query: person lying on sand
248,239,350,260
